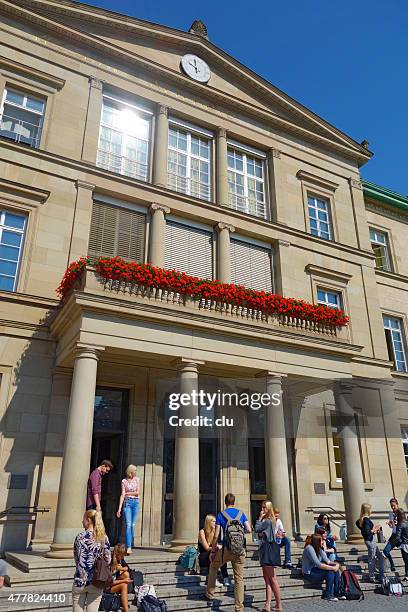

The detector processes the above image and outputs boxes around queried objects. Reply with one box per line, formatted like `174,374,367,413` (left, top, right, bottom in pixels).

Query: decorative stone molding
189,19,208,39
269,148,281,159
278,239,290,248
74,344,104,360
217,127,227,139
297,170,338,192
305,264,352,284
157,104,168,116
150,202,170,215
88,76,103,90
0,178,50,205
0,57,65,90
175,358,205,372
216,222,235,233
75,180,95,191
349,178,363,190
257,371,287,381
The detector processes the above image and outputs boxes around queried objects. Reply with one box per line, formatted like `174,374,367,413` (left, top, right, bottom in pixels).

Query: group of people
73,461,408,612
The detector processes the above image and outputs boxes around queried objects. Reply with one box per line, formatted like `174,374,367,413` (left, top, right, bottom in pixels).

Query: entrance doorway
90,387,129,544
248,438,266,524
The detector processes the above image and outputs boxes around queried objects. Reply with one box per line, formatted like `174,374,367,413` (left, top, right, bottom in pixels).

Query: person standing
383,498,399,572
255,501,282,612
273,506,293,569
0,558,11,589
116,464,140,555
206,493,251,612
72,510,111,612
86,460,113,511
356,503,385,583
394,508,408,581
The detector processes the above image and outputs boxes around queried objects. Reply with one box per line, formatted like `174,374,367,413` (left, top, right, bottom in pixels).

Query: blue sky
81,0,407,194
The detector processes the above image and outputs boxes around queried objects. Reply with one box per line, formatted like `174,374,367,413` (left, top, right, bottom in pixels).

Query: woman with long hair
198,514,230,587
117,464,140,554
107,544,133,612
72,510,111,612
356,503,384,583
315,527,337,562
255,500,282,612
302,533,342,601
394,508,408,580
315,514,337,553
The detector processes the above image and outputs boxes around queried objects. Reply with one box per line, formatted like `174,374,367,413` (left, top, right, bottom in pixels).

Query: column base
346,533,365,545
168,539,196,553
45,543,75,559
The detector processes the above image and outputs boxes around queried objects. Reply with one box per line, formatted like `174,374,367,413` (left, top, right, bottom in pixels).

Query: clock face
180,54,211,83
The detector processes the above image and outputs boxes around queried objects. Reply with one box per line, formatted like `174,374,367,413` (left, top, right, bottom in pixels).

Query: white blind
230,237,272,292
165,220,213,279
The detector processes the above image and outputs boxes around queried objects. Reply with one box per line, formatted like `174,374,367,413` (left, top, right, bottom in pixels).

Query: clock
180,54,211,83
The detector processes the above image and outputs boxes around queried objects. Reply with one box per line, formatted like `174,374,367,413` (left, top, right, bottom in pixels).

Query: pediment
1,0,371,163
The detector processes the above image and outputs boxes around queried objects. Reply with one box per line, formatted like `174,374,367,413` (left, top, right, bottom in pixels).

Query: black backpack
222,510,245,556
339,570,364,601
139,594,168,612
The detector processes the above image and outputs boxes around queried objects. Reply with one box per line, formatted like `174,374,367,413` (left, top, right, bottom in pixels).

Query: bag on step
98,592,121,612
177,545,199,572
382,576,403,597
222,510,246,556
129,568,144,593
139,594,168,612
339,570,364,601
136,583,157,606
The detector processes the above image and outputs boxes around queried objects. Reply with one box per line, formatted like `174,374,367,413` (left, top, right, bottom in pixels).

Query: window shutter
165,220,213,279
88,201,146,262
230,238,272,292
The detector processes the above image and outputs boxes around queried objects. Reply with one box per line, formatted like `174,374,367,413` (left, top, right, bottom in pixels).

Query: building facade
0,0,407,556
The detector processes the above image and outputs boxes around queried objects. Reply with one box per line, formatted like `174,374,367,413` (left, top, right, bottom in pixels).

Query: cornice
0,138,377,264
374,269,408,288
0,56,65,89
305,264,352,284
363,180,408,214
0,0,372,165
365,200,408,225
296,170,339,192
0,178,50,204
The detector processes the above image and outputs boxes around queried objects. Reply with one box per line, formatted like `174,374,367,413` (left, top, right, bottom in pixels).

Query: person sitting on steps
315,527,337,562
107,544,133,612
273,506,293,569
302,534,343,602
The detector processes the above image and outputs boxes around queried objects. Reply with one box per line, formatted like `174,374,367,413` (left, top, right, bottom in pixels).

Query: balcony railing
227,192,267,219
96,149,148,182
167,172,211,201
0,115,41,148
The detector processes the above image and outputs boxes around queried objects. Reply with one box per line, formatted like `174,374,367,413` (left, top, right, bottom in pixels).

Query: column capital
157,104,168,116
278,239,291,248
74,344,104,360
75,180,95,191
150,202,170,215
349,177,363,190
333,379,354,396
217,127,227,138
216,222,235,233
174,358,205,373
88,76,103,90
269,148,282,159
256,371,287,380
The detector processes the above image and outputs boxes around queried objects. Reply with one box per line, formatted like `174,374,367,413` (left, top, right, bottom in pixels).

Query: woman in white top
116,464,140,554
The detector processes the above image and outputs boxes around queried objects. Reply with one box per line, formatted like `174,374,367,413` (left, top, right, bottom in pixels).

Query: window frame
97,95,153,182
383,314,408,373
401,425,408,473
307,193,333,240
0,86,46,149
227,141,268,220
0,208,27,292
369,227,392,272
167,119,213,202
316,287,343,310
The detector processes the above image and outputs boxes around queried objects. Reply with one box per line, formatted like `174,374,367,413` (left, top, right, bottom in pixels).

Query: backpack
139,594,168,612
382,576,403,597
178,545,199,571
339,570,364,601
222,510,245,556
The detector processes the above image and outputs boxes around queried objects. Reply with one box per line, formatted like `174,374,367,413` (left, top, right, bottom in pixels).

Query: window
164,220,213,279
227,147,266,219
383,315,408,372
88,201,146,261
308,195,332,240
331,421,342,480
167,123,211,201
370,228,391,271
402,426,408,472
97,96,151,182
230,237,272,292
0,210,27,292
317,288,342,309
0,88,45,148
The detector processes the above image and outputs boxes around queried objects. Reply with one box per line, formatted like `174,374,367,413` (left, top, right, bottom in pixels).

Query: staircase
1,543,406,611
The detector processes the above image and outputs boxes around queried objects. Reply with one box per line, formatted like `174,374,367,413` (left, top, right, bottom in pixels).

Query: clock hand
189,58,199,73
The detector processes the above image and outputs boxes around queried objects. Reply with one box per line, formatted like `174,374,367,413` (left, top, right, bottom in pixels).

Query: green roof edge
363,180,408,213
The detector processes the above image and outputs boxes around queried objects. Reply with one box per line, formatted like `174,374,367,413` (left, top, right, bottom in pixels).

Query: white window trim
102,93,154,115
0,87,45,148
168,116,213,138
316,287,342,310
168,124,212,201
227,138,267,158
383,314,408,372
369,227,391,271
307,194,333,240
227,147,267,218
0,209,27,292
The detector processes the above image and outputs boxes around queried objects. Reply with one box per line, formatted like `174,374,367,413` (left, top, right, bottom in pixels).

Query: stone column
216,222,235,283
334,380,365,543
267,148,286,224
170,360,203,550
82,76,103,164
348,178,372,251
264,373,292,533
153,105,168,187
149,203,170,267
68,181,95,264
47,345,102,558
216,128,229,207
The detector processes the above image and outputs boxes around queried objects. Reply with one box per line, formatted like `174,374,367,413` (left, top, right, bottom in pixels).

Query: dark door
248,438,266,525
90,387,129,544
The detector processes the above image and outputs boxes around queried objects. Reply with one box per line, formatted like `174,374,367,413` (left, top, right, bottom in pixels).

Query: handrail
305,506,390,529
0,506,50,519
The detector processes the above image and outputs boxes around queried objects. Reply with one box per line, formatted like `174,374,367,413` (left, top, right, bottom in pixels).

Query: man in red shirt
86,459,113,511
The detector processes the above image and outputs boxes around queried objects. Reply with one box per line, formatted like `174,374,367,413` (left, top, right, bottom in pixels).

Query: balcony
167,172,211,201
227,192,267,219
96,148,148,182
0,115,41,148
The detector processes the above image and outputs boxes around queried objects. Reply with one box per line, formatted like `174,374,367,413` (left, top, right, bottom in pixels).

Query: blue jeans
123,497,139,549
304,567,340,598
279,536,291,563
383,540,396,569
